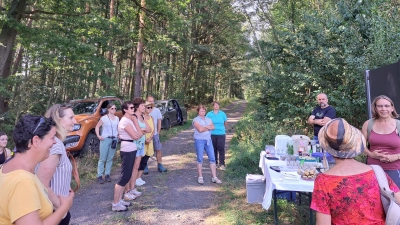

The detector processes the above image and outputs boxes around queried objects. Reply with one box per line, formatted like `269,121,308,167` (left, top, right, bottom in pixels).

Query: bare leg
197,163,203,177
156,150,162,163
134,156,142,181
126,156,141,192
113,184,124,204
210,163,217,178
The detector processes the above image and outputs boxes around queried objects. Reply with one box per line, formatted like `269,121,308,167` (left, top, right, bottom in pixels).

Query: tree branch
21,9,91,17
21,15,65,22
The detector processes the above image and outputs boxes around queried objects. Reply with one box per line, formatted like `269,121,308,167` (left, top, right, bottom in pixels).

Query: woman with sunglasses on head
0,131,12,165
36,104,77,225
111,101,142,211
95,103,119,184
0,115,74,225
127,98,151,188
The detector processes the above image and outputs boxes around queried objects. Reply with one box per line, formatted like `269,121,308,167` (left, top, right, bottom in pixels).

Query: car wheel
165,119,170,130
81,133,100,155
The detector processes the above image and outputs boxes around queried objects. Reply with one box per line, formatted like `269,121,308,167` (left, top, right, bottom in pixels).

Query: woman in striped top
36,104,77,225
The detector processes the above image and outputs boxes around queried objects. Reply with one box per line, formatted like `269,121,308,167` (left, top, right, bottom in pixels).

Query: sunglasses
146,106,153,109
33,117,45,135
129,106,134,109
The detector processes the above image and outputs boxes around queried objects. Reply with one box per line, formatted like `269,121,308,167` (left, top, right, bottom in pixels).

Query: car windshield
70,101,99,114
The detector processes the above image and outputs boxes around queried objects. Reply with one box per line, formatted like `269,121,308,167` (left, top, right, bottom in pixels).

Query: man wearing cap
311,118,400,224
307,93,336,143
146,95,167,173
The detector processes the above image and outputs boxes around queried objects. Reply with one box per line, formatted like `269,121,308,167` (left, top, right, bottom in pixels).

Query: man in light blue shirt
206,101,228,170
147,96,167,173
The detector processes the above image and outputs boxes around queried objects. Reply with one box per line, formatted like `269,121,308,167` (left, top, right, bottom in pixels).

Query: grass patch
102,213,134,225
214,99,316,225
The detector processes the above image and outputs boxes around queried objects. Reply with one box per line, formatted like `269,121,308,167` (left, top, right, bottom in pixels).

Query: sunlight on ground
226,134,234,142
181,129,194,133
175,184,218,192
228,117,240,123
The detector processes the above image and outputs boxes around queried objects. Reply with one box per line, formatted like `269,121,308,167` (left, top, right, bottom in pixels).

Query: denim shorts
136,143,145,157
153,134,162,151
194,139,216,164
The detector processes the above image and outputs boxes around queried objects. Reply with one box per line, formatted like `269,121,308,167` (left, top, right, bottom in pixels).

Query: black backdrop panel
367,61,400,117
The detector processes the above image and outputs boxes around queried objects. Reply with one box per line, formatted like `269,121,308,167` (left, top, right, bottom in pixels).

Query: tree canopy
0,0,248,133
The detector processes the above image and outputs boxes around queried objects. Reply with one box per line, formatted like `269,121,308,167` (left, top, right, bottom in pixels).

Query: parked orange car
64,96,123,155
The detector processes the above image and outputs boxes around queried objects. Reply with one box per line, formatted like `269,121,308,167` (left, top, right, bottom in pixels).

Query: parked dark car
155,99,187,130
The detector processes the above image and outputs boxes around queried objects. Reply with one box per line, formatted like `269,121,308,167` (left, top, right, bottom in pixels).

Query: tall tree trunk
107,0,115,87
0,0,27,113
130,48,136,100
164,53,170,98
134,0,145,98
146,53,153,96
12,5,34,76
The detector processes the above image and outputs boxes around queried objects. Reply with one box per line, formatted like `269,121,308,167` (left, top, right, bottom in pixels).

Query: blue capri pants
194,139,216,164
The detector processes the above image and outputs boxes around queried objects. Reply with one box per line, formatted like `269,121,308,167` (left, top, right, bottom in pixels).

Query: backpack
366,119,400,148
370,165,400,225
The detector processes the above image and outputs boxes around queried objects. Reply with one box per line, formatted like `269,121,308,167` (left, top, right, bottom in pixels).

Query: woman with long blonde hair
36,104,77,225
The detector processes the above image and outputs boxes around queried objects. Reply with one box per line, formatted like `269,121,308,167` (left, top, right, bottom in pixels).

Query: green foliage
221,99,315,224
0,0,250,136
241,0,400,132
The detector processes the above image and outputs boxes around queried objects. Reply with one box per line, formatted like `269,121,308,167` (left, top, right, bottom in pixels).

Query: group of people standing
307,93,400,224
0,96,229,223
94,96,167,212
0,95,168,223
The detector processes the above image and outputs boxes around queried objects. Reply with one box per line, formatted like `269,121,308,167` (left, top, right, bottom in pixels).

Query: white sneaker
119,199,132,206
129,188,142,196
135,178,146,186
124,192,137,201
112,202,128,212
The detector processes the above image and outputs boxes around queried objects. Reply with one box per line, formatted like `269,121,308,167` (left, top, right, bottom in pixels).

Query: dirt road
70,100,247,225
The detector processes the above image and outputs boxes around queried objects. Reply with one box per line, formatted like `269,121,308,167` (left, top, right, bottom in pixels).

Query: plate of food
300,169,317,181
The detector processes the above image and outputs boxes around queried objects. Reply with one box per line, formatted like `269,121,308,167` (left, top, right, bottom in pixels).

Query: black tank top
0,150,5,164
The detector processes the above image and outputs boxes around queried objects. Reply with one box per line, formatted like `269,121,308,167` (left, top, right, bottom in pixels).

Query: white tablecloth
258,151,315,210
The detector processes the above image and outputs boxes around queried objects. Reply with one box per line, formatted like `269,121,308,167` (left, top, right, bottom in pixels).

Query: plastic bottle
298,136,306,156
322,149,329,170
316,144,321,153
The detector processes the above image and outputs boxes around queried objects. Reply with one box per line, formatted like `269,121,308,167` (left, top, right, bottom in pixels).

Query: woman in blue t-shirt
206,101,228,170
193,105,222,184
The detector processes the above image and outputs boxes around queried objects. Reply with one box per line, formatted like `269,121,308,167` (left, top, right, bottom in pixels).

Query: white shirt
100,115,119,138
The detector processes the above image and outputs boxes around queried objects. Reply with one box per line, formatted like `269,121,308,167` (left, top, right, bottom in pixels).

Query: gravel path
70,100,247,225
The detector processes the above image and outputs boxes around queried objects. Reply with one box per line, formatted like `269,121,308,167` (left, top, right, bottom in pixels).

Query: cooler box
275,135,292,152
246,174,266,204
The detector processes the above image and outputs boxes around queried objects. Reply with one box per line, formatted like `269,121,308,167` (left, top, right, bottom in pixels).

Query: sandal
198,176,204,184
212,177,222,184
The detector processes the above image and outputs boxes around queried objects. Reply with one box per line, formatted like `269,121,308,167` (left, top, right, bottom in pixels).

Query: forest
1,0,400,135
